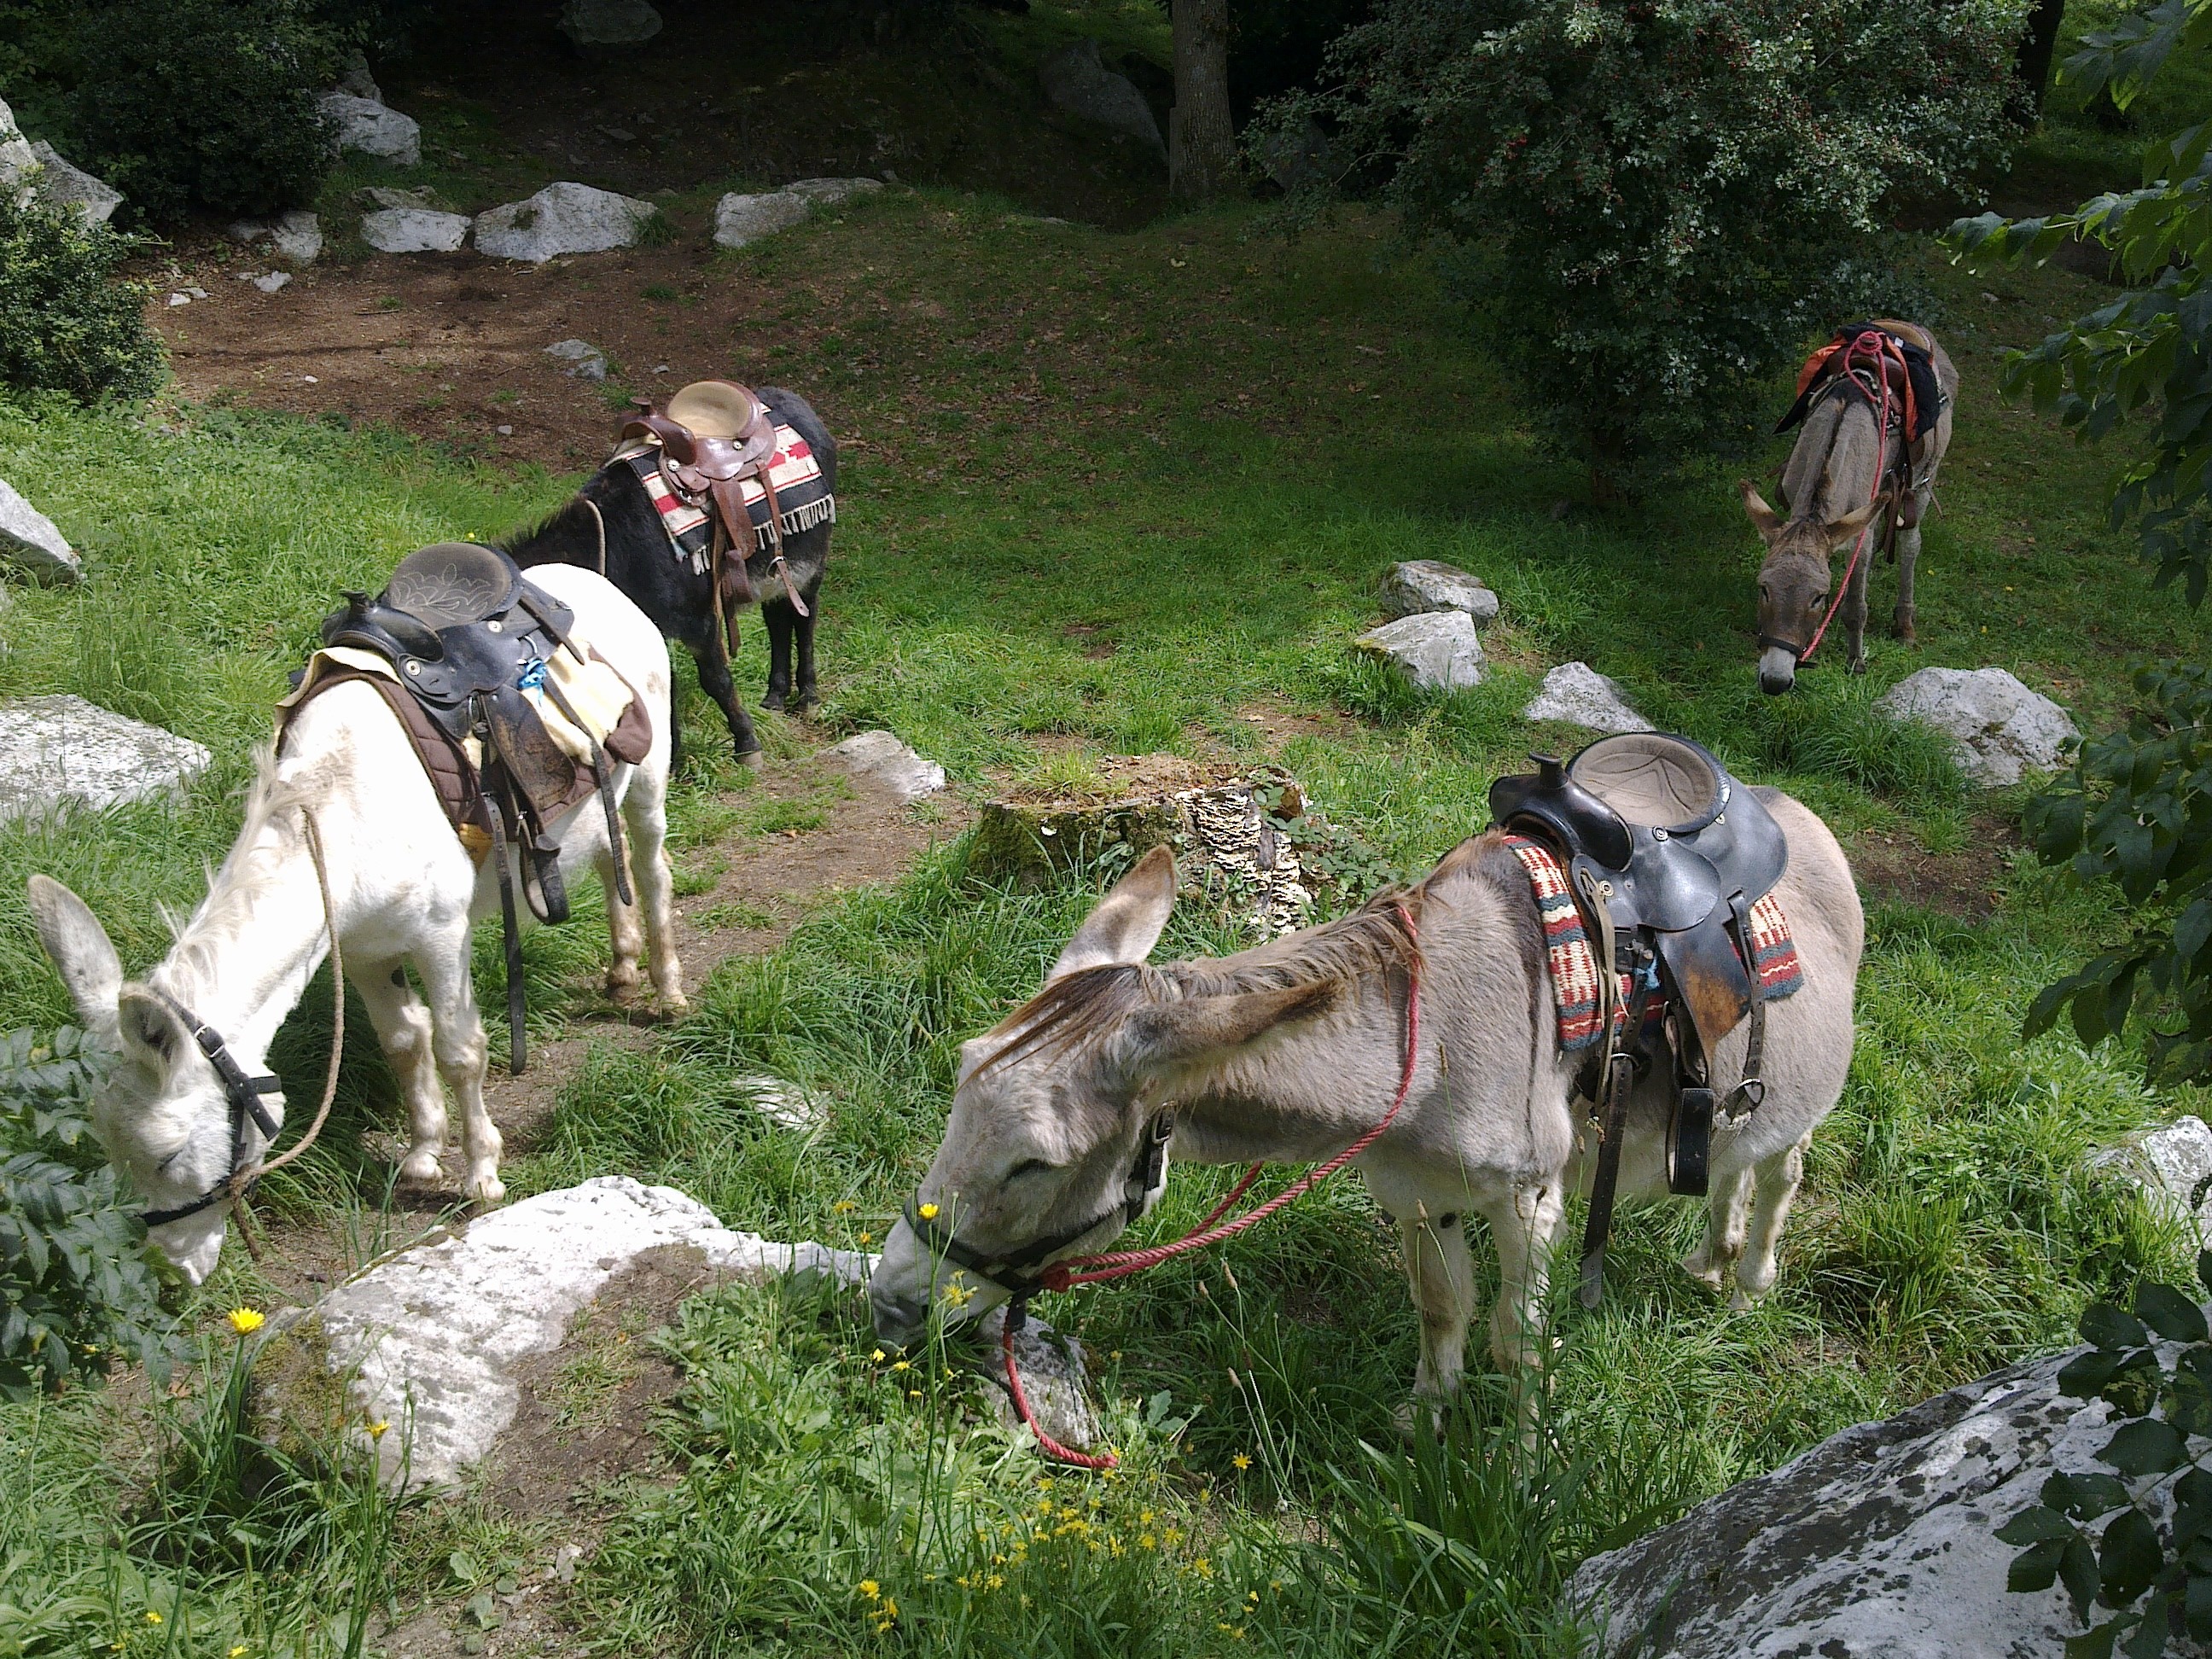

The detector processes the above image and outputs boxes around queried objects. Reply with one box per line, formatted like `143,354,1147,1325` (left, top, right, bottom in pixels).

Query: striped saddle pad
618,420,835,576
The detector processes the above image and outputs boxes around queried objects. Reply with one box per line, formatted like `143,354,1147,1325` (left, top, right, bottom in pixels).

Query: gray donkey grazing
872,803,1861,1412
1744,320,1957,695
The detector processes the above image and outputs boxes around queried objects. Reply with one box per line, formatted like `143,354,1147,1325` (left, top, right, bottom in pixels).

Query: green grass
2,178,2211,1656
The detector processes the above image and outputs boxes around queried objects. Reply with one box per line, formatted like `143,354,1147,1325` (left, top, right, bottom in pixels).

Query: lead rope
1000,904,1424,1468
1798,330,1899,667
225,807,346,1259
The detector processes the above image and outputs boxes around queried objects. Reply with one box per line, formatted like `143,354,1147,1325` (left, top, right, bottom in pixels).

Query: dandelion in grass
225,1307,264,1336
940,1278,975,1308
891,1360,910,1372
1139,1532,1157,1551
367,1419,390,1441
144,1611,163,1625
871,1348,886,1362
859,1580,880,1601
1231,1452,1252,1470
859,1231,872,1245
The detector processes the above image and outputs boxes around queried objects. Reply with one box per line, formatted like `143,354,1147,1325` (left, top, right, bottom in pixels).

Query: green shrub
0,1027,176,1400
0,187,165,404
72,0,336,223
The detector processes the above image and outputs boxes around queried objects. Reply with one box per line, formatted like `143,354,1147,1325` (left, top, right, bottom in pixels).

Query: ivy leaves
1999,1260,2212,1655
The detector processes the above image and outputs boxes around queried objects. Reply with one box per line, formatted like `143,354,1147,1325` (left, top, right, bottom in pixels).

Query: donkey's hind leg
762,601,794,712
691,638,761,766
412,932,503,1205
1893,518,1924,643
1731,1130,1813,1308
354,958,446,1185
1681,1165,1752,1292
597,835,644,1005
620,754,687,1015
1396,1211,1478,1406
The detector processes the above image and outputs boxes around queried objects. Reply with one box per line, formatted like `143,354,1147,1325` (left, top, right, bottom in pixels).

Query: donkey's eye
1009,1157,1053,1180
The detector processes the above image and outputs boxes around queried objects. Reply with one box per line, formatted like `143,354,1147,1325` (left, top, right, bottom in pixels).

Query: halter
137,987,285,1228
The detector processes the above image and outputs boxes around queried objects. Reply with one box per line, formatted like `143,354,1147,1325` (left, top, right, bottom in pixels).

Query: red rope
1002,904,1423,1467
1797,329,1898,668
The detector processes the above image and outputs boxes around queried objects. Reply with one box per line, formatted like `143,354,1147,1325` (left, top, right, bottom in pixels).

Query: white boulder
362,207,470,253
1354,611,1486,693
0,696,211,822
544,338,608,381
305,1176,870,1490
475,180,653,262
2092,1115,2212,1243
1567,1344,2148,1657
317,92,421,166
0,479,80,584
783,177,885,206
1380,559,1499,625
230,209,322,264
27,143,121,226
558,0,664,46
1039,39,1165,156
1523,661,1652,735
0,97,37,196
822,730,946,800
713,190,810,249
1875,667,2078,787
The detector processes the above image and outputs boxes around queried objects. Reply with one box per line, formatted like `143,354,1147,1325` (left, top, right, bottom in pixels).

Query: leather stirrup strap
1578,1051,1635,1311
1719,892,1769,1129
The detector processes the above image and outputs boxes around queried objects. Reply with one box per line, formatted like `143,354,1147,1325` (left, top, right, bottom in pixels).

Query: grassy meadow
3,175,2211,1656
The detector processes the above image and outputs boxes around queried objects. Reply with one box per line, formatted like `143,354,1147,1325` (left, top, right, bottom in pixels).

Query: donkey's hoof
736,748,765,771
399,1149,443,1185
761,692,787,713
1848,658,1868,678
463,1171,507,1206
1894,620,1918,644
1679,1251,1727,1292
604,968,642,1005
657,990,691,1019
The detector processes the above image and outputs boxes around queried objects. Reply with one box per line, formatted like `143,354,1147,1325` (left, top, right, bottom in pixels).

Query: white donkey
26,564,684,1284
873,803,1860,1408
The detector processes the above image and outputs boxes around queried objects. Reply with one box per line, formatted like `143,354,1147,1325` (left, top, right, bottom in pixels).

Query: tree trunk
2011,0,2066,124
1170,0,1237,202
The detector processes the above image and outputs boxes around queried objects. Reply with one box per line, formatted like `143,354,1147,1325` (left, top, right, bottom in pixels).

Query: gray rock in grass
363,207,471,253
544,337,608,381
735,1072,821,1131
303,1176,871,1491
317,92,422,166
0,696,211,822
1353,611,1486,693
475,181,653,262
713,190,811,249
822,730,946,800
230,209,323,264
1380,559,1499,625
782,177,885,207
1522,661,1652,735
1874,667,2078,787
0,479,80,584
978,1304,1104,1454
1038,39,1165,156
27,142,122,226
1564,1337,2182,1657
2091,1115,2212,1244
558,0,664,47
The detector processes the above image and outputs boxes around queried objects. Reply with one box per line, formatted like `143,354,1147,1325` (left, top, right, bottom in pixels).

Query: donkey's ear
1128,978,1342,1070
1824,501,1879,547
114,987,190,1079
1739,480,1784,541
26,875,122,1037
1047,846,1178,981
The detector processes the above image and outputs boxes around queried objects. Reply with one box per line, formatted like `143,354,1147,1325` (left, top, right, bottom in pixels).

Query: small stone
0,696,211,821
253,271,291,294
166,291,189,307
317,92,422,166
495,424,513,436
1522,662,1652,735
26,142,122,226
187,287,207,299
783,176,886,206
1353,611,1486,692
1873,667,2078,787
362,207,471,253
550,1544,584,1584
226,209,323,263
0,479,79,584
544,338,608,381
558,0,664,47
1379,559,1499,624
712,190,810,249
598,125,635,143
735,1073,818,1130
474,181,654,262
822,730,946,800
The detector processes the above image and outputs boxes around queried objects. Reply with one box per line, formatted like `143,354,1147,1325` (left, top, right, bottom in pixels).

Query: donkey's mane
498,492,598,560
156,743,324,998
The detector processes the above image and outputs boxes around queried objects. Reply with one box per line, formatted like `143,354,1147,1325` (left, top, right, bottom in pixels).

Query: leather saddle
1492,733,1789,1202
617,380,792,618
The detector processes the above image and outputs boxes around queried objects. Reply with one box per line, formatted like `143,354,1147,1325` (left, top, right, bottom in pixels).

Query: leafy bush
1273,0,2019,495
0,1027,175,1399
0,187,165,404
71,0,336,223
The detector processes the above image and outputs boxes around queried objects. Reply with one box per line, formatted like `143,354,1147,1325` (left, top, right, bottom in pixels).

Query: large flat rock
1565,1348,2145,1657
362,207,469,253
0,696,210,820
821,730,945,800
1354,610,1486,692
302,1177,871,1490
28,142,121,226
476,181,652,262
0,478,79,584
713,190,810,249
1875,667,2078,787
1380,559,1499,625
1523,661,1651,735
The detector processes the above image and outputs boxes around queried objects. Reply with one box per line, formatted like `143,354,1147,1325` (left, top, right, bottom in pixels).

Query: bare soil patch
1848,814,2019,918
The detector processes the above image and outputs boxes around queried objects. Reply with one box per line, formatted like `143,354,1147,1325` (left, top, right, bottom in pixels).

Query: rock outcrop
1522,661,1652,735
476,181,653,262
0,480,80,584
1353,611,1487,692
317,92,422,166
2092,1115,2212,1245
1380,559,1499,625
1874,667,2078,787
27,143,121,225
0,696,211,822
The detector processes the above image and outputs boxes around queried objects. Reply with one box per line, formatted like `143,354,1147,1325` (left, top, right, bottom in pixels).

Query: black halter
903,1111,1175,1300
138,988,285,1229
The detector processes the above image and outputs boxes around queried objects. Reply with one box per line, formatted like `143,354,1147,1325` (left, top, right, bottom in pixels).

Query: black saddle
1491,733,1791,1245
317,541,632,1074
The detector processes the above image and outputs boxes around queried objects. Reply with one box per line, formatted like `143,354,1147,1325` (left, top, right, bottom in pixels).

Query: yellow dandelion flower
917,1202,940,1220
859,1580,881,1600
835,1200,857,1213
144,1610,164,1625
225,1308,264,1336
1231,1452,1252,1470
1139,1532,1157,1551
871,1348,887,1362
892,1360,911,1372
367,1419,390,1441
230,1648,250,1657
986,1573,1004,1591
859,1231,872,1244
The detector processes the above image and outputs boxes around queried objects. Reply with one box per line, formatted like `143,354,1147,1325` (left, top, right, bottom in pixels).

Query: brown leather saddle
618,381,808,630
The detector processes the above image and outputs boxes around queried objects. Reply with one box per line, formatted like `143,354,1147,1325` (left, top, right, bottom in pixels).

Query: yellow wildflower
225,1308,264,1336
144,1611,164,1625
859,1231,872,1245
835,1200,858,1213
367,1419,390,1441
917,1202,940,1220
1231,1452,1252,1470
231,1649,250,1657
986,1573,1004,1591
859,1580,880,1601
1139,1532,1157,1551
871,1348,886,1362
892,1360,911,1372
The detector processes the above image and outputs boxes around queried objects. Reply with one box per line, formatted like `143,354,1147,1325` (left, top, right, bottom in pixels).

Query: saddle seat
614,381,786,614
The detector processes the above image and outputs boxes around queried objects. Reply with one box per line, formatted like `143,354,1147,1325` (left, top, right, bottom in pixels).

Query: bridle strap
139,989,284,1228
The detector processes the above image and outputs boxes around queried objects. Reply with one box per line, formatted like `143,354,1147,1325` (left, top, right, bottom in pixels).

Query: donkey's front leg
1396,1211,1478,1406
414,936,504,1204
354,958,446,1185
597,837,644,1005
1844,531,1876,675
1681,1165,1752,1292
762,601,794,712
1481,1179,1565,1375
1893,519,1924,643
690,638,761,766
1731,1130,1813,1308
